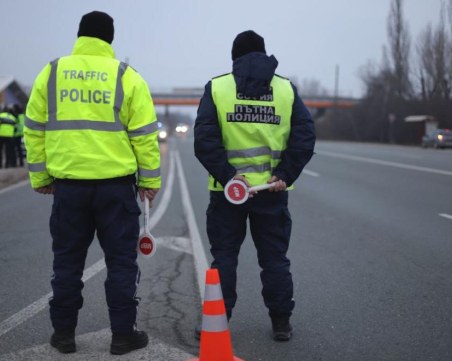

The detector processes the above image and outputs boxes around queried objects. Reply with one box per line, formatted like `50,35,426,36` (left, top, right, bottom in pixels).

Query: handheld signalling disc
138,196,157,258
224,179,276,205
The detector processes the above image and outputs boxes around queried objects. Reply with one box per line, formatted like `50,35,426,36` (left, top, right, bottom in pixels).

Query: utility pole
334,64,340,107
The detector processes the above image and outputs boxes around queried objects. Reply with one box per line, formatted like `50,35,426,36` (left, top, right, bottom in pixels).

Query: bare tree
417,2,451,101
446,0,452,94
349,0,452,145
289,75,329,97
448,0,452,35
417,24,436,100
387,0,412,98
299,78,329,97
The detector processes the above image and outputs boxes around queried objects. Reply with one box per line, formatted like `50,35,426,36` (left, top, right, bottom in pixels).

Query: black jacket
194,52,316,188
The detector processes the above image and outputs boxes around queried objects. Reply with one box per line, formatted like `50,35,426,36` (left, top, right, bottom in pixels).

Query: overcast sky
1,0,444,98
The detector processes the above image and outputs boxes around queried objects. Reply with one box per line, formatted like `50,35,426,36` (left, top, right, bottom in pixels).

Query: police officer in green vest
0,106,17,168
194,30,315,341
24,11,160,355
12,104,25,167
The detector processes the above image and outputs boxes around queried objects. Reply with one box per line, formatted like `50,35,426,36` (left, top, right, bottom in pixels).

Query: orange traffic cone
188,268,244,361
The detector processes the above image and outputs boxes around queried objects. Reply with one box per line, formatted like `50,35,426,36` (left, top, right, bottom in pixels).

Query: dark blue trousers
49,181,141,334
206,190,295,318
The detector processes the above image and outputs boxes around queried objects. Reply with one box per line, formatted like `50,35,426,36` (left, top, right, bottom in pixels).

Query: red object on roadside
138,197,157,257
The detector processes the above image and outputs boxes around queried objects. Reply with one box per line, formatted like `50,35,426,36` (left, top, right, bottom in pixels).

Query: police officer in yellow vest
194,30,315,341
24,11,160,355
0,106,17,168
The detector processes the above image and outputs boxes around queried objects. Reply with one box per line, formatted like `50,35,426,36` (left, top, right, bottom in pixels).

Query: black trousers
14,137,24,166
49,181,141,334
206,190,295,318
0,136,15,168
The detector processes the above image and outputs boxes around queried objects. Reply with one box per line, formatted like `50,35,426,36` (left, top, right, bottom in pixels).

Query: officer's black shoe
50,331,76,353
110,330,149,355
271,315,293,341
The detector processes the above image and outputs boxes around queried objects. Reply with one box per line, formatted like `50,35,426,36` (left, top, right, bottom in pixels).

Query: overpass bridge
152,90,359,109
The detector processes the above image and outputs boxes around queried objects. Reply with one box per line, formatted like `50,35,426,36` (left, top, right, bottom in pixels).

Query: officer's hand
233,174,251,186
138,187,160,206
233,174,256,198
268,176,286,192
34,184,54,195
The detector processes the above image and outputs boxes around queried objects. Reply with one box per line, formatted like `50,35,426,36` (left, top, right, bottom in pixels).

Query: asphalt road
0,137,451,361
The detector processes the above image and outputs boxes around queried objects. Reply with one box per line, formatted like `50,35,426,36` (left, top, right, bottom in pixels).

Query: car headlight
437,134,444,141
159,131,167,139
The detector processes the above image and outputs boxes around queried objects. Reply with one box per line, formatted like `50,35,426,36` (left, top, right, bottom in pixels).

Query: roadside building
404,115,438,143
0,76,29,109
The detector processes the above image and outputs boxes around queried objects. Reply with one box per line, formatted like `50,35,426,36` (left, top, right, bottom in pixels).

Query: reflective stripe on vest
234,163,271,174
0,117,16,125
227,146,282,160
138,167,160,178
28,162,47,172
24,117,46,131
128,122,160,138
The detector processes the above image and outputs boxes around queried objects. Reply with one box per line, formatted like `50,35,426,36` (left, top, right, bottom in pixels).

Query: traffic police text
237,89,273,101
60,70,111,104
227,104,281,124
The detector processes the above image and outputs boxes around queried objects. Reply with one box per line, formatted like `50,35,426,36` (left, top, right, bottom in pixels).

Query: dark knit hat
231,30,266,60
77,11,114,44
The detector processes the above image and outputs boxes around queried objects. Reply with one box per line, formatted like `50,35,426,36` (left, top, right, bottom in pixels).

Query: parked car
421,129,452,149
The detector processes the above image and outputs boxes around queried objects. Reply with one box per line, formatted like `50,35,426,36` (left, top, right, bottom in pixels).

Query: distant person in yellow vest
12,104,25,167
24,11,160,355
0,106,17,168
194,30,316,341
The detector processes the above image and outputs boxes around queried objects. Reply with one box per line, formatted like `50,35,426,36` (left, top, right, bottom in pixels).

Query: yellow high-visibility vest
0,112,16,138
25,37,160,189
209,73,294,190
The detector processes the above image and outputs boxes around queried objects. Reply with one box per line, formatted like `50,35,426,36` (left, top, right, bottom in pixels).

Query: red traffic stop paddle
224,179,276,205
138,197,157,257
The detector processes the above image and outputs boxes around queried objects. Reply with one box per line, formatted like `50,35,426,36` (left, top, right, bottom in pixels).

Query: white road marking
0,151,177,338
316,150,452,176
0,258,106,338
439,213,452,221
157,236,192,255
0,179,29,195
303,169,320,177
148,150,175,229
174,150,209,299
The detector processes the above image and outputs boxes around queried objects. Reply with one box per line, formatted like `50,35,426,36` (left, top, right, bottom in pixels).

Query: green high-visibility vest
24,37,160,189
209,73,294,190
14,113,24,137
0,112,16,138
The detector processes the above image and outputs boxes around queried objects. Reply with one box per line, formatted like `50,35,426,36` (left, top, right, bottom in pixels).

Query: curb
0,168,29,191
